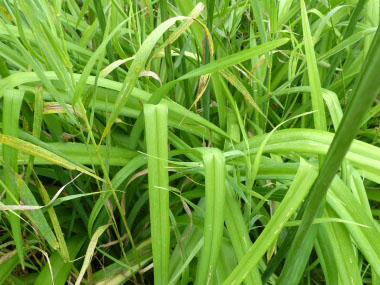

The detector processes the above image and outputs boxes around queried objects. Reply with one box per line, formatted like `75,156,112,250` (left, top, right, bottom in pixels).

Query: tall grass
0,0,380,284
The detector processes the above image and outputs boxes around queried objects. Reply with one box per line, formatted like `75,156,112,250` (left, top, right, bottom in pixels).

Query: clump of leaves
0,0,380,284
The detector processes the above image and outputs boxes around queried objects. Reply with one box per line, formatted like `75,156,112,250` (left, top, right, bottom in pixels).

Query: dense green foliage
0,0,380,284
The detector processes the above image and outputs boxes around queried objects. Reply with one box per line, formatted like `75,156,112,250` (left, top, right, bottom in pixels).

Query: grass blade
300,0,326,132
144,103,170,284
0,135,103,181
196,149,226,284
2,89,24,267
75,224,110,285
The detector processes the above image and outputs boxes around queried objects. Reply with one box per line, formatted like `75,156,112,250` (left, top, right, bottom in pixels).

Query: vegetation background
0,0,380,284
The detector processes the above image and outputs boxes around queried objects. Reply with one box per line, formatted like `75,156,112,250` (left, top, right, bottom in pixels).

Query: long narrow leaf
144,103,170,284
196,149,226,285
2,89,24,267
